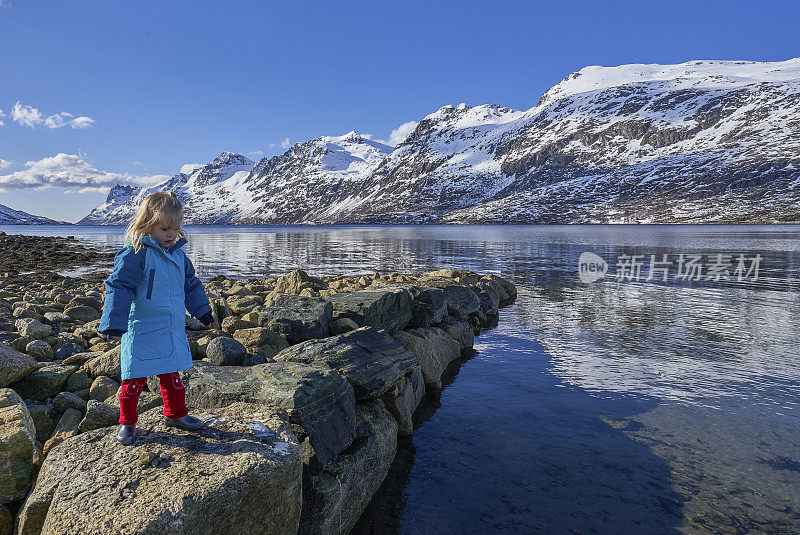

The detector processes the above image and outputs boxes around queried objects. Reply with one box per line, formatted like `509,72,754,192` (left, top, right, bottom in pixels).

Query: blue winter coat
99,235,212,380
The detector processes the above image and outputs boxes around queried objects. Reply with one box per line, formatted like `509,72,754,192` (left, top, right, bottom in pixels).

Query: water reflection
4,223,799,533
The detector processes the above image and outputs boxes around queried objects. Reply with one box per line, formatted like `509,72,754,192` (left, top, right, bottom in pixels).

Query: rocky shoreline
0,233,516,535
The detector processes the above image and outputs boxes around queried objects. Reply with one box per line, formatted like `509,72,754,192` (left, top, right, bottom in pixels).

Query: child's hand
199,312,215,328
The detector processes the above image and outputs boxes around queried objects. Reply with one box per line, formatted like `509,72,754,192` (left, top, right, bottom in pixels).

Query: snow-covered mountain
0,203,66,225
82,58,800,225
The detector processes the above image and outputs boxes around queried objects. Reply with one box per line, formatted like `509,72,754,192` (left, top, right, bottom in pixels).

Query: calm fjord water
4,224,799,534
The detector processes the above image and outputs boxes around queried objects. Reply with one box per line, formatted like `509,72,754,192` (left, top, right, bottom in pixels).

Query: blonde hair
124,191,188,252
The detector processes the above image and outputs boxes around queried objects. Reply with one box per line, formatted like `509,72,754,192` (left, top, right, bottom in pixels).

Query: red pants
118,372,188,425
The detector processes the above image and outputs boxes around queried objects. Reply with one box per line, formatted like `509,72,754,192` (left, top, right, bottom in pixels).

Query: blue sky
1,0,798,223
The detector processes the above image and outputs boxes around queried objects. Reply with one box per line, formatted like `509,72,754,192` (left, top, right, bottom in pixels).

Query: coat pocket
131,316,174,360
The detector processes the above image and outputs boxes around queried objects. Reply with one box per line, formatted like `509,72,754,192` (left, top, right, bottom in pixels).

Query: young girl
98,191,215,445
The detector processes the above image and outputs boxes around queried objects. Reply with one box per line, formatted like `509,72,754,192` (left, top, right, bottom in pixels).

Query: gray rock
273,326,419,400
206,336,247,366
232,327,290,359
258,294,332,344
26,339,54,361
82,346,121,381
329,317,359,335
406,285,448,327
378,364,424,435
274,326,423,434
76,400,120,433
433,316,475,350
15,318,52,340
164,361,356,468
24,400,56,444
441,284,481,319
53,391,87,414
220,316,256,335
0,388,36,503
53,342,84,361
89,376,120,401
9,364,78,402
67,295,102,311
64,368,92,392
327,287,413,333
393,326,462,390
64,305,101,323
17,403,302,535
42,407,83,456
43,312,71,324
274,269,328,294
226,294,260,315
0,342,38,387
299,399,398,535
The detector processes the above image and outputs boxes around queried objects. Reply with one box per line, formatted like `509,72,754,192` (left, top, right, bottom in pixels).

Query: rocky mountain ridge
71,57,800,225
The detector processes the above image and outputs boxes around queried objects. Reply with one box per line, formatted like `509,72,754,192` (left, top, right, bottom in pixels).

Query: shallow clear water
4,223,799,534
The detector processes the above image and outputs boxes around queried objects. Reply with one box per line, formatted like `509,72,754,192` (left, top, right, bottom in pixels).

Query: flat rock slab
16,403,302,535
0,388,36,503
258,294,332,344
153,361,356,468
326,287,412,333
274,326,423,435
9,364,78,402
299,399,398,535
0,342,38,388
274,326,419,401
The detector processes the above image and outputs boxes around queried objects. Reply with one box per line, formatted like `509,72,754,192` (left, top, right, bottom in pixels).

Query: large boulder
232,327,290,360
0,342,38,388
433,316,475,350
393,326,462,390
258,295,332,344
273,327,424,434
205,337,247,366
15,403,302,535
82,346,121,381
152,361,357,468
8,364,78,402
14,319,52,340
404,285,448,328
273,269,328,294
25,340,53,361
274,327,419,400
0,388,36,503
299,399,398,535
24,401,56,444
326,287,413,333
77,400,120,433
64,306,101,324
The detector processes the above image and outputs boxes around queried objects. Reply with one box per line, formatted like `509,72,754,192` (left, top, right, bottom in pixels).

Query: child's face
150,223,179,250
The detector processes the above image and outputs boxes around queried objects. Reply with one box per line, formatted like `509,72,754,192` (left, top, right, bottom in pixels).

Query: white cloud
280,137,291,149
69,116,95,129
247,150,265,156
0,153,167,192
133,161,143,166
12,102,43,128
180,163,202,175
0,108,5,126
385,121,418,146
9,101,94,129
44,111,73,129
0,159,11,170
